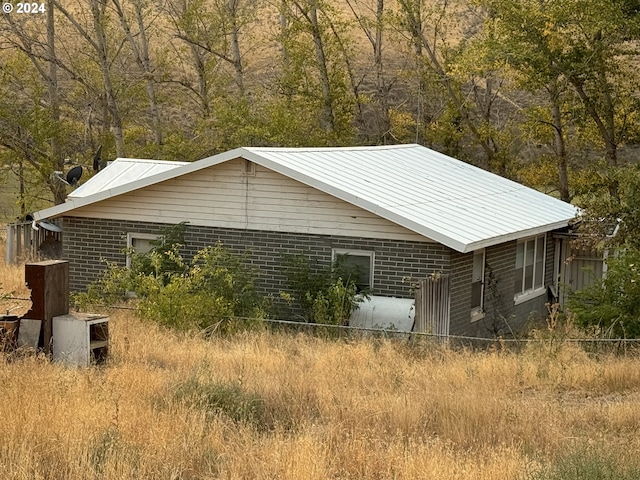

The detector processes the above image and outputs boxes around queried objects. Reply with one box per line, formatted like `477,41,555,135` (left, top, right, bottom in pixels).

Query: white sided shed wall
65,158,431,243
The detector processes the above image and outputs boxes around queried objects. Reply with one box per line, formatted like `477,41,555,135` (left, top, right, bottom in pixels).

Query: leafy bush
281,254,368,325
130,221,190,285
74,225,270,332
567,249,640,338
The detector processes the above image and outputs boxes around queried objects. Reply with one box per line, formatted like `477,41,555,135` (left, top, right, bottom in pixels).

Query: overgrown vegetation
74,224,270,332
568,168,640,338
170,377,272,431
568,250,640,338
2,0,640,213
281,253,368,325
4,233,640,478
74,225,367,332
2,308,640,479
527,447,640,480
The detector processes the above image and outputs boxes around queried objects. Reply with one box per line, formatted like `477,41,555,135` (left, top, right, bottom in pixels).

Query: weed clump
170,377,272,431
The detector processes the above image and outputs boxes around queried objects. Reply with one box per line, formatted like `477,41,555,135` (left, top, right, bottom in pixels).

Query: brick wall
482,241,518,336
449,251,472,336
62,216,559,336
62,217,451,298
449,241,518,337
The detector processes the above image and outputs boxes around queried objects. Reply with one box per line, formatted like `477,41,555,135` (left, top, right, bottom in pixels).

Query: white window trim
126,232,158,268
331,248,375,290
514,286,547,305
513,233,547,302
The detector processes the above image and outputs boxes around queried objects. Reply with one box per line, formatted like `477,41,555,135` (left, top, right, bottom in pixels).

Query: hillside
2,0,638,211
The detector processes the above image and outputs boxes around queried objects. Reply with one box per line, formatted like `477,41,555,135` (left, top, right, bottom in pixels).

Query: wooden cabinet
52,313,109,367
24,260,69,354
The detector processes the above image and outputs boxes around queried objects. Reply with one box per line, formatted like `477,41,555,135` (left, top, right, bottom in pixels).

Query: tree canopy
1,0,639,215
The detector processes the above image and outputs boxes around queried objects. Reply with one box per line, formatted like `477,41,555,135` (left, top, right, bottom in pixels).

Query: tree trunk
569,76,619,200
112,0,163,146
54,0,126,157
227,0,245,96
398,0,498,167
90,0,125,157
47,0,66,204
548,78,570,202
346,0,390,142
373,0,390,142
305,0,335,132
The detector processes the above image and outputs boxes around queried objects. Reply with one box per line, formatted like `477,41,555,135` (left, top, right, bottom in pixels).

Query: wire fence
4,296,640,354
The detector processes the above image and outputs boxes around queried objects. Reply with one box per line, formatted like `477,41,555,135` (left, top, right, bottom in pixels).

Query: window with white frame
126,232,157,267
332,249,374,292
514,234,546,298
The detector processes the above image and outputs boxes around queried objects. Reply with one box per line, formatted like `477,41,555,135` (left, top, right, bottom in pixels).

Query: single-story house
32,144,579,337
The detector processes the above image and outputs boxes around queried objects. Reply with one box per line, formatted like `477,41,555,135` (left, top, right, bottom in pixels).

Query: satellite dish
38,220,63,233
93,145,106,172
66,165,83,185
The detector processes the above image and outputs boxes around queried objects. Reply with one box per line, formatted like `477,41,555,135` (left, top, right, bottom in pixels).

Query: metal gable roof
68,158,188,199
240,145,578,252
34,144,578,253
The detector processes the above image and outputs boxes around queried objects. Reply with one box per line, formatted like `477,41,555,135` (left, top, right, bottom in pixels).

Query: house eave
459,220,573,253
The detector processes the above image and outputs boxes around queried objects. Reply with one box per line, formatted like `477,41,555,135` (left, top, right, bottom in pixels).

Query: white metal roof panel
68,158,188,199
242,145,578,252
35,145,578,252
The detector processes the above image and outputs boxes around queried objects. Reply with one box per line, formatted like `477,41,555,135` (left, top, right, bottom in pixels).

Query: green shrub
74,225,270,332
171,377,271,431
567,249,640,338
281,253,368,325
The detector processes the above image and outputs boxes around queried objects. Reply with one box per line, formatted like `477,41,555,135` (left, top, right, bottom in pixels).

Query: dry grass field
2,238,640,479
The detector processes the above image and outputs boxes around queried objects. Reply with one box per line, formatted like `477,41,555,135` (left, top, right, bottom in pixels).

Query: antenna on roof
93,145,106,172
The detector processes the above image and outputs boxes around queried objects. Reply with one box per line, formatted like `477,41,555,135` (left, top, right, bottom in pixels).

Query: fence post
6,224,14,265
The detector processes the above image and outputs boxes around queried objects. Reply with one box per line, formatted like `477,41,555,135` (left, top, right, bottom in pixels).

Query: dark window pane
515,243,524,269
514,267,524,294
132,238,153,254
472,252,484,282
337,253,372,290
526,240,535,267
471,281,482,309
535,259,544,288
524,264,534,291
537,235,545,261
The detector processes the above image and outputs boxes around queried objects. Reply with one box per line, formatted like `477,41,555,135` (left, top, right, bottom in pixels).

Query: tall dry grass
1,308,640,479
0,233,31,316
2,241,640,479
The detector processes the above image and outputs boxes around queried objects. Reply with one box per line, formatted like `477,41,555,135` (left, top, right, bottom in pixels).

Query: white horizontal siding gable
58,158,428,242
